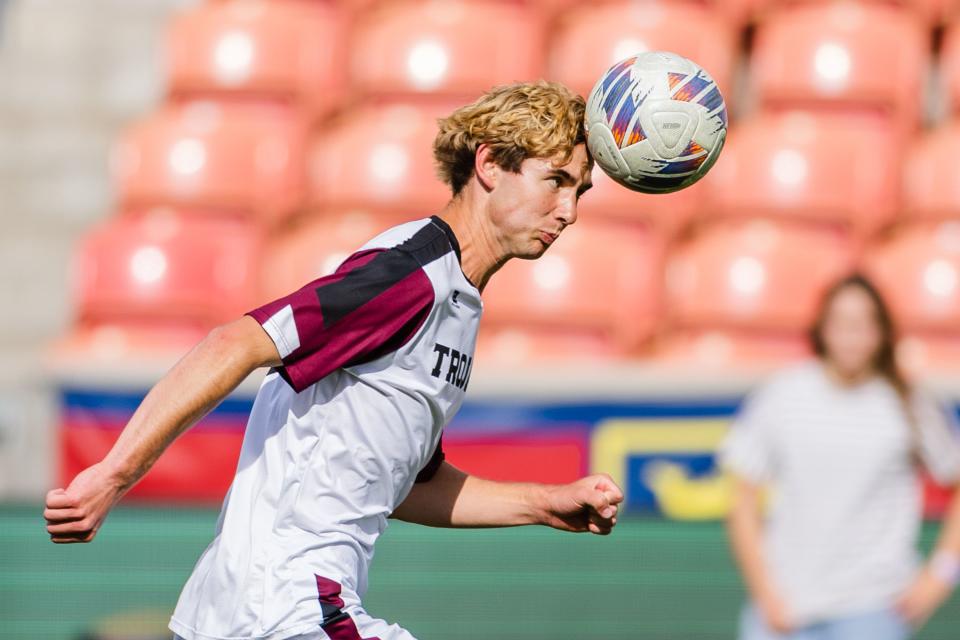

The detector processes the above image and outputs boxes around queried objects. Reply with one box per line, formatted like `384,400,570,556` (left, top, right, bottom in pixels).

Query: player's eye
547,177,561,190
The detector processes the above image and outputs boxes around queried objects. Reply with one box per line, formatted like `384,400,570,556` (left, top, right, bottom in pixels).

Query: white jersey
170,217,482,640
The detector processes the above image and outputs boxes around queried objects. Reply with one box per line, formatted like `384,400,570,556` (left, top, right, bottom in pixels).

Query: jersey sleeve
247,248,435,393
415,437,445,483
718,384,779,484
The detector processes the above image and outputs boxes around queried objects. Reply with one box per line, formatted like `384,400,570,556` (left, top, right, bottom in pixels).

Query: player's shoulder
339,216,459,296
360,217,434,251
360,216,459,265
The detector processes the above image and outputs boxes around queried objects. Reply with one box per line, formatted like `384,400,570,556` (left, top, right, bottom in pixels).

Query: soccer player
44,81,623,640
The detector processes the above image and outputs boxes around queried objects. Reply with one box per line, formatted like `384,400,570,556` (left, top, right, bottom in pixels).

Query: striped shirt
720,360,960,625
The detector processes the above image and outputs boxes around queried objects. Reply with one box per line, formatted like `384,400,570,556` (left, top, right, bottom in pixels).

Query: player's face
489,143,592,260
821,286,884,378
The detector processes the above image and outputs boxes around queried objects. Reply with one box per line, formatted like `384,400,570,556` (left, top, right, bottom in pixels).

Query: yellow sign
591,418,734,521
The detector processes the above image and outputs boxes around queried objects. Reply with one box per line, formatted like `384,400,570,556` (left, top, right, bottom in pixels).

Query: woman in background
723,274,960,640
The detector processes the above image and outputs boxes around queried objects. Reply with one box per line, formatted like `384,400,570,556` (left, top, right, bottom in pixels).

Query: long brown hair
809,274,918,449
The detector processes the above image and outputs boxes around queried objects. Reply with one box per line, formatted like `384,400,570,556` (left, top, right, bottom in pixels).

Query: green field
2,505,958,639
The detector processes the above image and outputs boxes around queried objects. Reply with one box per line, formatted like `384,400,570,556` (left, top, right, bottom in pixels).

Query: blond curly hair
433,81,587,195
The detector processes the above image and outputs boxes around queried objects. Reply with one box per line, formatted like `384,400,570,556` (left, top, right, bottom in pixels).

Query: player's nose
556,192,578,227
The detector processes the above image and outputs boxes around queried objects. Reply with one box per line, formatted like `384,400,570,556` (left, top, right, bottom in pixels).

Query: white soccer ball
585,51,727,194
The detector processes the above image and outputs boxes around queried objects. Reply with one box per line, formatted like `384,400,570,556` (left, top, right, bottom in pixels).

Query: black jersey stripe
315,220,454,328
429,215,462,262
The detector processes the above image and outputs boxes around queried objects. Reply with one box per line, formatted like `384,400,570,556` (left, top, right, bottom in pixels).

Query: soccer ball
584,51,727,194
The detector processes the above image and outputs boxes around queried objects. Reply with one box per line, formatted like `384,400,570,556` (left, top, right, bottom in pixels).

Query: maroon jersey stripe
315,576,382,640
247,233,440,393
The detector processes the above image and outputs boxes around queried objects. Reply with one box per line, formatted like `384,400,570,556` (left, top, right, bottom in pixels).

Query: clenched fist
44,462,128,544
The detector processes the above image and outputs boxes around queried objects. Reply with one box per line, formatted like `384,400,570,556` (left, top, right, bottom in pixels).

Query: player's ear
474,143,499,192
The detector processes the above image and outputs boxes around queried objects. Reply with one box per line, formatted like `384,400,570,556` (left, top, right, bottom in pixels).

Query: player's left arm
391,461,623,535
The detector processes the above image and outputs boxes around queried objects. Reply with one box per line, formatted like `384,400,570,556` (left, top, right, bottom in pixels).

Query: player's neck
437,197,507,293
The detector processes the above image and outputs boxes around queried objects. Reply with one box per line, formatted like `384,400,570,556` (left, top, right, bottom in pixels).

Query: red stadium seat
713,0,766,26
862,222,960,332
50,322,210,365
577,164,705,234
308,101,454,215
752,3,929,128
902,121,960,220
897,333,960,375
167,1,345,115
548,1,737,100
349,0,544,97
476,326,631,366
653,329,811,370
938,20,960,117
665,220,854,331
940,15,960,114
912,0,948,24
259,212,398,301
747,0,947,25
73,209,263,326
113,101,307,224
705,112,900,233
481,219,663,351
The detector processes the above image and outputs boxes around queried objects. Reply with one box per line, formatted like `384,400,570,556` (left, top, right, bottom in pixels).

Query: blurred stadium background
2,0,960,637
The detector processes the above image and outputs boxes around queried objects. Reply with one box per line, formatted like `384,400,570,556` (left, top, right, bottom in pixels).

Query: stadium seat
481,219,663,351
576,165,705,234
349,0,544,97
752,3,929,129
747,0,947,26
113,101,307,224
861,222,960,332
259,212,399,302
653,329,811,370
308,101,454,215
73,209,263,327
705,112,900,233
475,326,631,366
167,0,345,116
902,121,960,220
895,0,948,23
548,1,737,100
713,0,766,26
897,333,960,374
665,219,854,331
51,322,210,365
938,19,960,116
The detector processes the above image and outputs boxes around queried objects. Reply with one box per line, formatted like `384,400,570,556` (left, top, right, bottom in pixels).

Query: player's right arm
45,241,436,544
44,316,281,544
